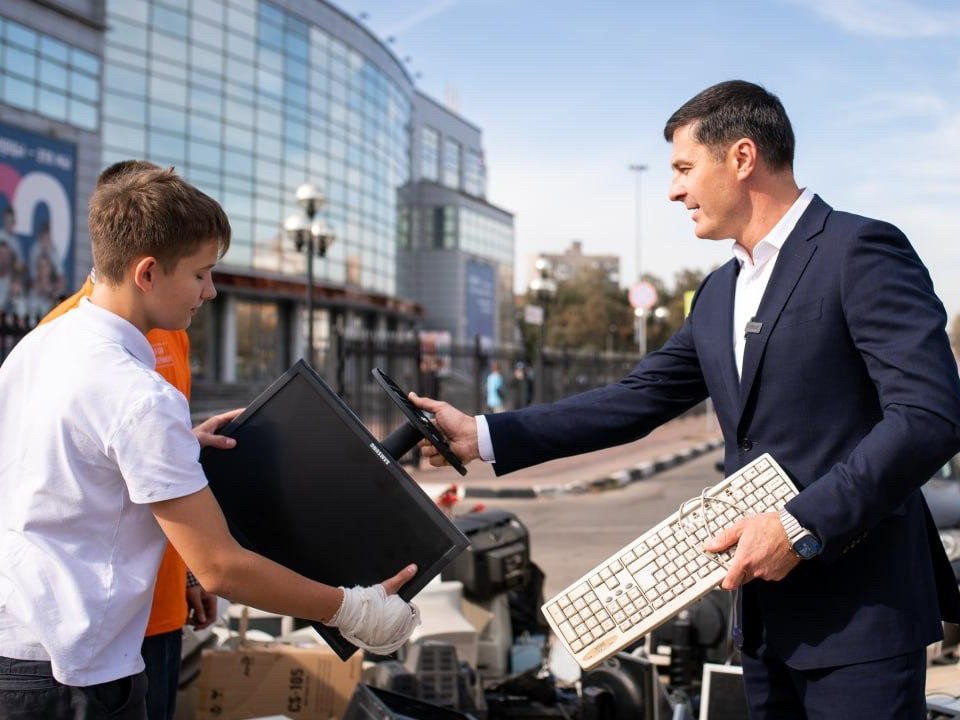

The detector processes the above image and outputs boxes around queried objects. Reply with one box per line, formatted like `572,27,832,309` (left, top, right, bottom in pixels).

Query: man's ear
133,256,160,293
730,138,758,180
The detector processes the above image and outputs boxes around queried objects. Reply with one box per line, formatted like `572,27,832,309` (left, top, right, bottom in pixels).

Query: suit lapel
737,196,831,420
715,261,741,413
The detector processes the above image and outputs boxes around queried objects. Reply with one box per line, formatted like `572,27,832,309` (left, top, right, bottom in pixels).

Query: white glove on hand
326,584,420,655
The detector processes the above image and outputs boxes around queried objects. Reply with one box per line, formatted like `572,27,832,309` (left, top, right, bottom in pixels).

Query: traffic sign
524,304,544,326
629,281,657,310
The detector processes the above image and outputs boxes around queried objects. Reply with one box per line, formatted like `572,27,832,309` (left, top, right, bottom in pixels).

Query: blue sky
341,0,960,320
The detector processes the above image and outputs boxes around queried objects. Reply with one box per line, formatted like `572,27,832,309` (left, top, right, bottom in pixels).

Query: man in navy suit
412,80,960,718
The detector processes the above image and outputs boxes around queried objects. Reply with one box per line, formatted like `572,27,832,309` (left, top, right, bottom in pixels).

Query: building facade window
234,298,282,382
101,0,412,299
464,148,485,198
459,207,513,265
431,206,458,249
420,126,439,182
442,137,460,190
0,15,101,130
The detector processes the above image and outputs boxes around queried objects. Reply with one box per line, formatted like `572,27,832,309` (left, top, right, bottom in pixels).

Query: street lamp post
284,182,335,366
635,305,669,358
628,163,648,282
528,257,556,404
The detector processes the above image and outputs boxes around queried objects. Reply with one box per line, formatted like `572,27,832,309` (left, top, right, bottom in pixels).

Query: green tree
644,268,707,351
517,265,711,355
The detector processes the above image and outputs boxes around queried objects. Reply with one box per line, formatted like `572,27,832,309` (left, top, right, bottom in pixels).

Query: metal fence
0,313,38,365
2,317,696,454
325,330,643,443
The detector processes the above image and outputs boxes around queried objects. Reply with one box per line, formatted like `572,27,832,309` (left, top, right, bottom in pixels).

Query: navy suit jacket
487,196,960,669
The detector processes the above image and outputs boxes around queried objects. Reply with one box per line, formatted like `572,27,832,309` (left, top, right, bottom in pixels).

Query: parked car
923,455,960,577
921,455,960,663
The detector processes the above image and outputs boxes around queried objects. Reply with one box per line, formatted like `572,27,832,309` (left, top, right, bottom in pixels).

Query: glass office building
100,0,418,383
400,91,515,346
2,0,514,387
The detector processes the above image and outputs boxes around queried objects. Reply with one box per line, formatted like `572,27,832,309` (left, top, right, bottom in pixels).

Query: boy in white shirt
0,166,419,719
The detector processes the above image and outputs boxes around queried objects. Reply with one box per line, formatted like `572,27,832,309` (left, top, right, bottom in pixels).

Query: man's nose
668,180,684,202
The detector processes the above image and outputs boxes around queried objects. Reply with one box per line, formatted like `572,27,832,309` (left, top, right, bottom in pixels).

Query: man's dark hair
96,159,161,188
663,80,795,170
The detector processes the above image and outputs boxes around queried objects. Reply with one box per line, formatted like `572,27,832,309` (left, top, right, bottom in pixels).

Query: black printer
442,510,531,601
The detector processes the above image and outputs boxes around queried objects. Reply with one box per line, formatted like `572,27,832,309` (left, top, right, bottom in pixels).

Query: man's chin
693,225,729,242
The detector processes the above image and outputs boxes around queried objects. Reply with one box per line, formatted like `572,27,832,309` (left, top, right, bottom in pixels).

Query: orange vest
41,278,191,636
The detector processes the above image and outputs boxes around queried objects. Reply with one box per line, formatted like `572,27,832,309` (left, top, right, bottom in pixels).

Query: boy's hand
194,408,244,449
381,563,418,595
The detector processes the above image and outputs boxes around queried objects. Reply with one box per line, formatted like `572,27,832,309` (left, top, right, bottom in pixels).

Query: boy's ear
133,256,160,293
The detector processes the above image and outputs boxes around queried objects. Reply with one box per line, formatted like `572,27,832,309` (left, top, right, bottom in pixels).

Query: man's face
668,124,743,242
147,239,219,330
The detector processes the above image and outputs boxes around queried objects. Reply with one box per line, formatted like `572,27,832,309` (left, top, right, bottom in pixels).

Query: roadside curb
462,438,725,499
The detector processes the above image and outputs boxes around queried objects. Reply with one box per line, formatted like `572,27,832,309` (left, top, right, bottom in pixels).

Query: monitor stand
373,368,468,476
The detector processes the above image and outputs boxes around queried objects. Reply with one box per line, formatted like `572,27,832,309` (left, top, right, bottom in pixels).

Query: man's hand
408,393,480,467
186,584,219,630
193,408,244,449
705,511,800,591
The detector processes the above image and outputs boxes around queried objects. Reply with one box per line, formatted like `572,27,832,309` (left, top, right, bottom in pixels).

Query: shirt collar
732,187,814,268
76,298,156,368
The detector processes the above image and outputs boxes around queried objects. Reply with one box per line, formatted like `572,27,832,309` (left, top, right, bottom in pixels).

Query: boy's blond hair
88,166,231,284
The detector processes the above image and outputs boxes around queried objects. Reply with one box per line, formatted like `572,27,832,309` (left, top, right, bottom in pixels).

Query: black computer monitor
199,359,469,660
344,684,471,720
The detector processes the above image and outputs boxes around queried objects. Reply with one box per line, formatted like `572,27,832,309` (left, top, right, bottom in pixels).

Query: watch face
795,535,822,560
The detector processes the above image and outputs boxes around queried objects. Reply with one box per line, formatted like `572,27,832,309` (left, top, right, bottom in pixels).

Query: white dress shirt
476,189,815,463
732,188,813,376
0,299,208,686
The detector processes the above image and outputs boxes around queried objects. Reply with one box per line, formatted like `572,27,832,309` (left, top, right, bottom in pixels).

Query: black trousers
0,656,147,720
741,648,927,720
140,631,181,720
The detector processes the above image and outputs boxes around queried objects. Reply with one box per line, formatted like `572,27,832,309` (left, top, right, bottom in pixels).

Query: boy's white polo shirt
0,299,208,686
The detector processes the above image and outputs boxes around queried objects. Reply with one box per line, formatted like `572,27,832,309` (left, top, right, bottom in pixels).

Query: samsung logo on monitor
369,442,391,466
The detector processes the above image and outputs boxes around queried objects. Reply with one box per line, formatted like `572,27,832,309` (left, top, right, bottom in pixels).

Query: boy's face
146,239,219,330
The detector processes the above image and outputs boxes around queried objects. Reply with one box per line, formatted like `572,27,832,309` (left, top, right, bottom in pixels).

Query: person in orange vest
40,160,216,720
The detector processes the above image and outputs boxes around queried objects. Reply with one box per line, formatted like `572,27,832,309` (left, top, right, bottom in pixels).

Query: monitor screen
199,359,469,660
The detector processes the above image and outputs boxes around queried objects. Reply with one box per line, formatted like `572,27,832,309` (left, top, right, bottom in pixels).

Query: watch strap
779,509,805,541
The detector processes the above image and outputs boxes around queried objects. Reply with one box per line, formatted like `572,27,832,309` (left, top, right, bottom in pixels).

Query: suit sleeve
486,308,710,476
787,220,960,562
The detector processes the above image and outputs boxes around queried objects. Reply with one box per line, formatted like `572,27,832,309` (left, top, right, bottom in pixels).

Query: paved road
470,449,724,598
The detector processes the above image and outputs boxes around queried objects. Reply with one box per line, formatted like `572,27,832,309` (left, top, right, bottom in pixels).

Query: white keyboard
541,453,798,670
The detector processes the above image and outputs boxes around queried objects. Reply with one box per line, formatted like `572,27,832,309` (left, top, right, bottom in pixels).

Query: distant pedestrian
514,361,534,407
485,360,504,413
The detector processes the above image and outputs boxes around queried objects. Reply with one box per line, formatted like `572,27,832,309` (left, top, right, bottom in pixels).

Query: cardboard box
196,642,362,720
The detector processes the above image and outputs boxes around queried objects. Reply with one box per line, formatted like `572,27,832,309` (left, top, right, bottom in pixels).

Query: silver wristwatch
779,509,822,560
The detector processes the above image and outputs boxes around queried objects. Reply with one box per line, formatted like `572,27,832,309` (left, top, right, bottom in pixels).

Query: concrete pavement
406,411,723,499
